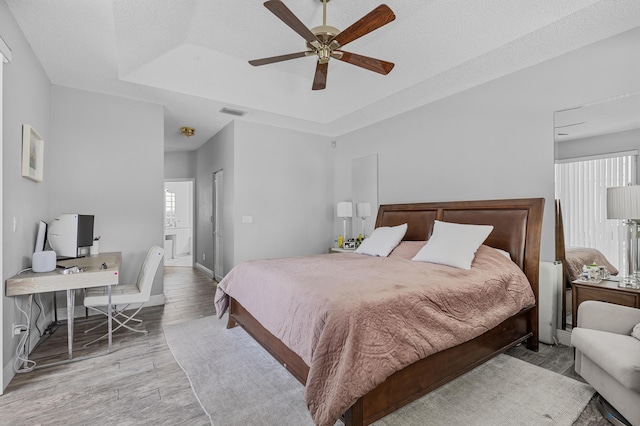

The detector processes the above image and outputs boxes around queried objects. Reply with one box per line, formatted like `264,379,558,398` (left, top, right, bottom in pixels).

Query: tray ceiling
6,0,640,151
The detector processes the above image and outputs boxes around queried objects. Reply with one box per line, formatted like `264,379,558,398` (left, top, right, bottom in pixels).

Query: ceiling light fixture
180,126,195,137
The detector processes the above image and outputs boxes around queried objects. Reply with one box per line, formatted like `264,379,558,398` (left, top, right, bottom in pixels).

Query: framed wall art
21,124,44,182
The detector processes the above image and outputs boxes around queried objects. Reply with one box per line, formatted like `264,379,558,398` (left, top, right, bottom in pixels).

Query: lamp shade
607,185,640,219
337,202,353,218
356,202,371,218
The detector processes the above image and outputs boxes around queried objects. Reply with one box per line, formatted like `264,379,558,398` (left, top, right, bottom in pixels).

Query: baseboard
556,328,572,347
195,262,213,278
56,293,166,320
3,359,14,394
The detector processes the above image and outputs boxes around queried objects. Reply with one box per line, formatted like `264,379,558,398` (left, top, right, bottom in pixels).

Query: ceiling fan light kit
249,0,395,90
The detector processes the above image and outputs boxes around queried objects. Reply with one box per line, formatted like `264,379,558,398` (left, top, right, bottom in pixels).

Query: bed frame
226,197,545,425
555,199,570,329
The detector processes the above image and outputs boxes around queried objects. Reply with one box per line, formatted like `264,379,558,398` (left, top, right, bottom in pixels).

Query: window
555,152,637,269
165,190,176,226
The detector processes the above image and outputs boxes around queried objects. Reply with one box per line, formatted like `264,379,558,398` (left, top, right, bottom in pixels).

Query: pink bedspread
565,246,618,281
215,244,535,426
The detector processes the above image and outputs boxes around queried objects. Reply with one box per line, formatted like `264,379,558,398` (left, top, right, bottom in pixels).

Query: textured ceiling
6,0,640,151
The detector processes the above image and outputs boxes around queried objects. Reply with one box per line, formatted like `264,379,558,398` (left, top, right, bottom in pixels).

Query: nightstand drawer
576,287,638,307
572,280,640,327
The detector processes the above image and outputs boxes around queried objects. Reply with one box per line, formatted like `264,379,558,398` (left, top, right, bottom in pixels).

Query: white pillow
632,323,640,341
412,220,494,269
355,223,408,257
494,247,512,261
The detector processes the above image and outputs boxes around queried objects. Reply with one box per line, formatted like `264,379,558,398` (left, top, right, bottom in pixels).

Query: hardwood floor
1,266,608,425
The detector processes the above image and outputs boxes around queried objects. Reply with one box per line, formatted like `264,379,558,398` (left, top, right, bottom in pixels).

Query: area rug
164,316,594,426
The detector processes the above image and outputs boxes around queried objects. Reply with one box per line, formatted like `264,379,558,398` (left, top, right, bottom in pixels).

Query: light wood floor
1,266,608,425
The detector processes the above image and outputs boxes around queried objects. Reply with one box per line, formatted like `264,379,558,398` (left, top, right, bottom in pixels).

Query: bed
215,198,544,425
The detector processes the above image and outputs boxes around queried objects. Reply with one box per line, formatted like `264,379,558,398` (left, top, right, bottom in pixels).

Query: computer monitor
47,214,95,258
34,220,47,252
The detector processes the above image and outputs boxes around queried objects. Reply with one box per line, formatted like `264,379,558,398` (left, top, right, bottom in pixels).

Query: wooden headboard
375,198,545,312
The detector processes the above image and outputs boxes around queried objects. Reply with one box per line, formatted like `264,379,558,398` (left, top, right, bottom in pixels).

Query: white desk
6,252,121,368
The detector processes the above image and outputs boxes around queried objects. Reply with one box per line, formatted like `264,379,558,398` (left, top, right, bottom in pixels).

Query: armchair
571,301,640,426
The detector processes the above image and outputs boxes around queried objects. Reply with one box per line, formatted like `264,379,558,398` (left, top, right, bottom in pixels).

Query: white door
213,170,224,281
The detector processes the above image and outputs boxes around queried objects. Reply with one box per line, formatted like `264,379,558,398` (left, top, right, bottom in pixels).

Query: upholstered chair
571,301,640,426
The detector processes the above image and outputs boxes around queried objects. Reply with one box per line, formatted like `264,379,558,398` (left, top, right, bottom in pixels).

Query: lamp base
619,281,640,289
619,275,639,289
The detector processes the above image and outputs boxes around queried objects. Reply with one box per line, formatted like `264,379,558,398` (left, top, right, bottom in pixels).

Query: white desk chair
83,245,164,346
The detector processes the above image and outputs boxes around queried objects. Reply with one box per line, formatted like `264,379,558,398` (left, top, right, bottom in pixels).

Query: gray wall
49,86,165,295
194,120,333,275
195,122,234,274
334,26,640,262
233,121,333,263
1,0,52,389
164,151,196,179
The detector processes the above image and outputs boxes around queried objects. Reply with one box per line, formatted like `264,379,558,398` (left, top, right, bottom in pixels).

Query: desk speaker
32,251,56,273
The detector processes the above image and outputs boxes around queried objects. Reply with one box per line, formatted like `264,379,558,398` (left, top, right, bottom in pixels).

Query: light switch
242,216,253,224
13,217,17,232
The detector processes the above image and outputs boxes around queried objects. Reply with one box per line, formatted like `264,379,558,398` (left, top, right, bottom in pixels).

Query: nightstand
572,278,640,327
329,247,356,254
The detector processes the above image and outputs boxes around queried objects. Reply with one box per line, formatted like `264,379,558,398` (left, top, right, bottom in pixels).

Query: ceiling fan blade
312,62,328,90
249,51,310,66
331,4,395,48
334,51,394,75
264,1,320,45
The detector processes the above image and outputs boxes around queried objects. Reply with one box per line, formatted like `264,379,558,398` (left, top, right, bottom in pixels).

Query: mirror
554,90,640,330
352,154,378,239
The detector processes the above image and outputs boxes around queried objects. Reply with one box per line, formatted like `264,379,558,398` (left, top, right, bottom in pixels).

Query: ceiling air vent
220,107,247,117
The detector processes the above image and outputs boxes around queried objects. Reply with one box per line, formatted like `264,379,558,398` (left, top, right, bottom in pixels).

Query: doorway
164,179,194,267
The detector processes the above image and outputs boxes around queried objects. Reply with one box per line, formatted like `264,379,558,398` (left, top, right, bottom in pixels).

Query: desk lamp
337,202,353,247
356,202,371,238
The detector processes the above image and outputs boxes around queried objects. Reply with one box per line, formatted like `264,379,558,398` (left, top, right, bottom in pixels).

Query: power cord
33,294,44,337
13,297,36,373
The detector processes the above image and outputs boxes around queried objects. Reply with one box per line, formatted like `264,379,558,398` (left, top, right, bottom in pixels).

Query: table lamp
356,202,371,238
337,202,353,247
607,185,640,288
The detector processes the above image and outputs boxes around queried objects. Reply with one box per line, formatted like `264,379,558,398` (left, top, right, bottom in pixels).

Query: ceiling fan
249,0,396,90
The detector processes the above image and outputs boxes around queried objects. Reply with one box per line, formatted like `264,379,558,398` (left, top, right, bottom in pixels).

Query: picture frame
21,124,44,182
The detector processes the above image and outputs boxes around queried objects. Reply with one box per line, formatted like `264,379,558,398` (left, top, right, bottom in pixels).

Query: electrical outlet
202,253,206,261
12,323,23,337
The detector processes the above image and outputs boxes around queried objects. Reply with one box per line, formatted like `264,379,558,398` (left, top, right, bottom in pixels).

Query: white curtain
555,152,637,269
